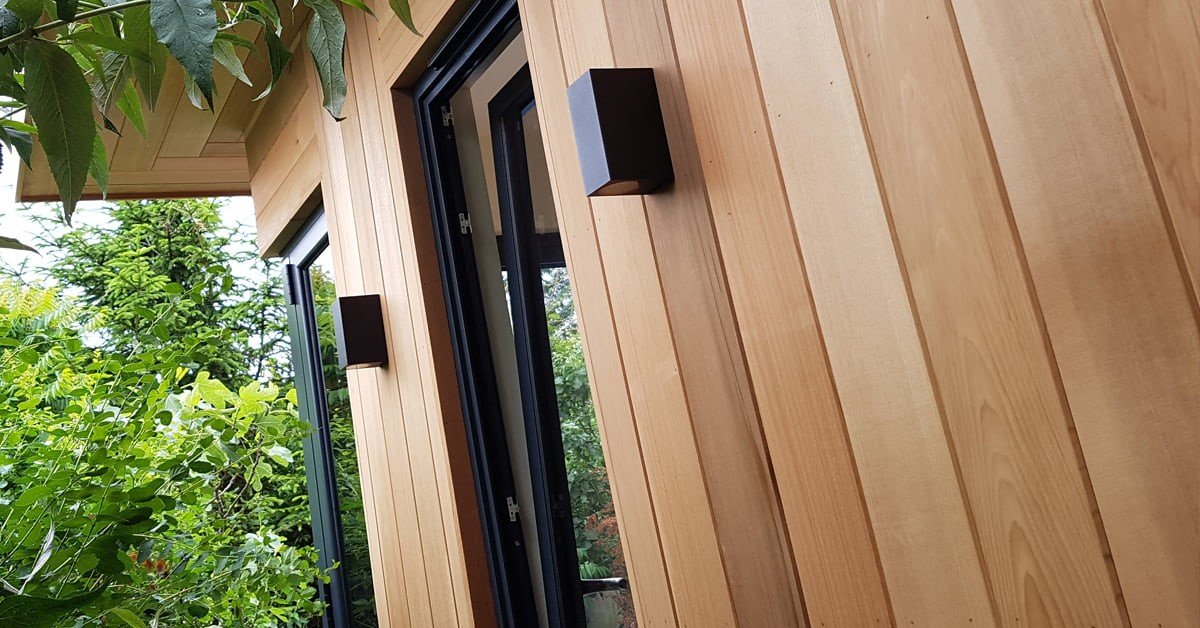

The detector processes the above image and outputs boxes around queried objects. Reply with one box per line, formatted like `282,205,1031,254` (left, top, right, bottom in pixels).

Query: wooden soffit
15,15,306,203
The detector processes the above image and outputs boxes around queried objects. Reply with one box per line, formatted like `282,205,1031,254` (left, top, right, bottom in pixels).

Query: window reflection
309,249,378,627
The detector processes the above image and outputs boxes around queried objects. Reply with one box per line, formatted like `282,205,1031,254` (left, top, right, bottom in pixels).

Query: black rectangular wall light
567,68,674,196
332,294,388,369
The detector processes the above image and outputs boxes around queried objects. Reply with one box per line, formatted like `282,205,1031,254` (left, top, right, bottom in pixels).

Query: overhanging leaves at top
149,0,216,109
24,40,96,222
302,0,346,120
0,0,423,220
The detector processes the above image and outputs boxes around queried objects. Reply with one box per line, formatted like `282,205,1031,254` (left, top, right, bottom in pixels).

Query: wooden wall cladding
248,0,1197,624
249,0,494,626
519,0,1199,626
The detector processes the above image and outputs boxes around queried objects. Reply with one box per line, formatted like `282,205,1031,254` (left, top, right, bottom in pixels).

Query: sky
0,148,259,279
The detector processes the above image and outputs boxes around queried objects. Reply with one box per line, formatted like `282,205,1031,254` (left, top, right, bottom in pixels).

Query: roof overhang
15,19,301,203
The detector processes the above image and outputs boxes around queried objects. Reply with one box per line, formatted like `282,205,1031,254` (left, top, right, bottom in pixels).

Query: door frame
411,2,541,626
489,65,587,627
281,208,353,628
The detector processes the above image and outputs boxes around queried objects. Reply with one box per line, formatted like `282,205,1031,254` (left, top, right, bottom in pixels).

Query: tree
44,198,289,385
0,0,417,227
0,279,324,626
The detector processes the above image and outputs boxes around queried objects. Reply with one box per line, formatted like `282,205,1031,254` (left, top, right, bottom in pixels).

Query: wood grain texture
951,0,1200,624
832,0,1126,624
660,0,894,625
248,58,321,255
309,51,420,627
599,0,806,625
740,0,996,624
1098,0,1200,302
517,1,678,624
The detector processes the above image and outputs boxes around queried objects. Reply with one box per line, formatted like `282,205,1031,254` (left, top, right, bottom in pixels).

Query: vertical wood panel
1098,0,1200,301
308,51,407,625
660,0,893,625
950,0,1200,624
311,54,423,627
831,0,1126,624
600,0,806,624
739,0,996,624
517,1,678,625
589,199,737,628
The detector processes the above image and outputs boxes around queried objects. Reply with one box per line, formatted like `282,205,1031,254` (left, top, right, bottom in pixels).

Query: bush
0,280,323,626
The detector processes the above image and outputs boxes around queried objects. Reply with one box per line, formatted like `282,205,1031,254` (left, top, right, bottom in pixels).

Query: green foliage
0,280,323,626
23,40,95,221
43,198,289,385
303,0,348,119
542,268,623,583
149,0,216,109
0,0,418,218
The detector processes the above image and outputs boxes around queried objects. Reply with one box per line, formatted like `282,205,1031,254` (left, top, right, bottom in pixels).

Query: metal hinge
506,496,519,522
458,212,473,235
441,106,454,127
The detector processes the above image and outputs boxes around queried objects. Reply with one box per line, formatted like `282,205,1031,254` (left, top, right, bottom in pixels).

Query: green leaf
5,0,42,25
0,124,33,167
181,70,204,109
213,38,250,86
0,236,35,252
13,485,52,507
116,81,147,138
303,0,346,119
90,51,129,119
150,0,217,110
89,131,108,196
109,608,146,628
0,51,25,100
24,520,54,584
215,31,257,51
24,39,95,222
337,0,373,17
66,31,152,63
387,0,417,34
255,28,291,101
124,5,168,110
0,589,106,628
54,0,76,22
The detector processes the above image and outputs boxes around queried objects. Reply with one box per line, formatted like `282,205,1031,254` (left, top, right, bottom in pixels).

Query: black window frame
412,0,599,626
412,3,541,627
281,208,362,628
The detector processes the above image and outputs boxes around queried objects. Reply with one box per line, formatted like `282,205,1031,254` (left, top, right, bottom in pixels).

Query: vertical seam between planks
344,42,426,626
366,21,465,624
541,0,679,624
823,0,1003,624
1089,0,1200,324
940,0,1132,622
654,0,810,622
729,0,894,623
594,0,747,623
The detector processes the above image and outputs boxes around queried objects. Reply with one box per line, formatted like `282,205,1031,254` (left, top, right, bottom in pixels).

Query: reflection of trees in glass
543,268,635,626
311,263,379,627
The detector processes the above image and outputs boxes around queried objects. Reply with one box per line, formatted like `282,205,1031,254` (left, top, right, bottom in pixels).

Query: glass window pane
308,249,379,627
542,267,635,628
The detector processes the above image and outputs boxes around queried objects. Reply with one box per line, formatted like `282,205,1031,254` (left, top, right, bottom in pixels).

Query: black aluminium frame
411,2,538,627
412,1,587,626
280,209,353,628
489,65,587,627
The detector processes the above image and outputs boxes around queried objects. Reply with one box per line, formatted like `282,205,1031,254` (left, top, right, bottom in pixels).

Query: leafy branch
0,0,418,222
0,0,152,50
